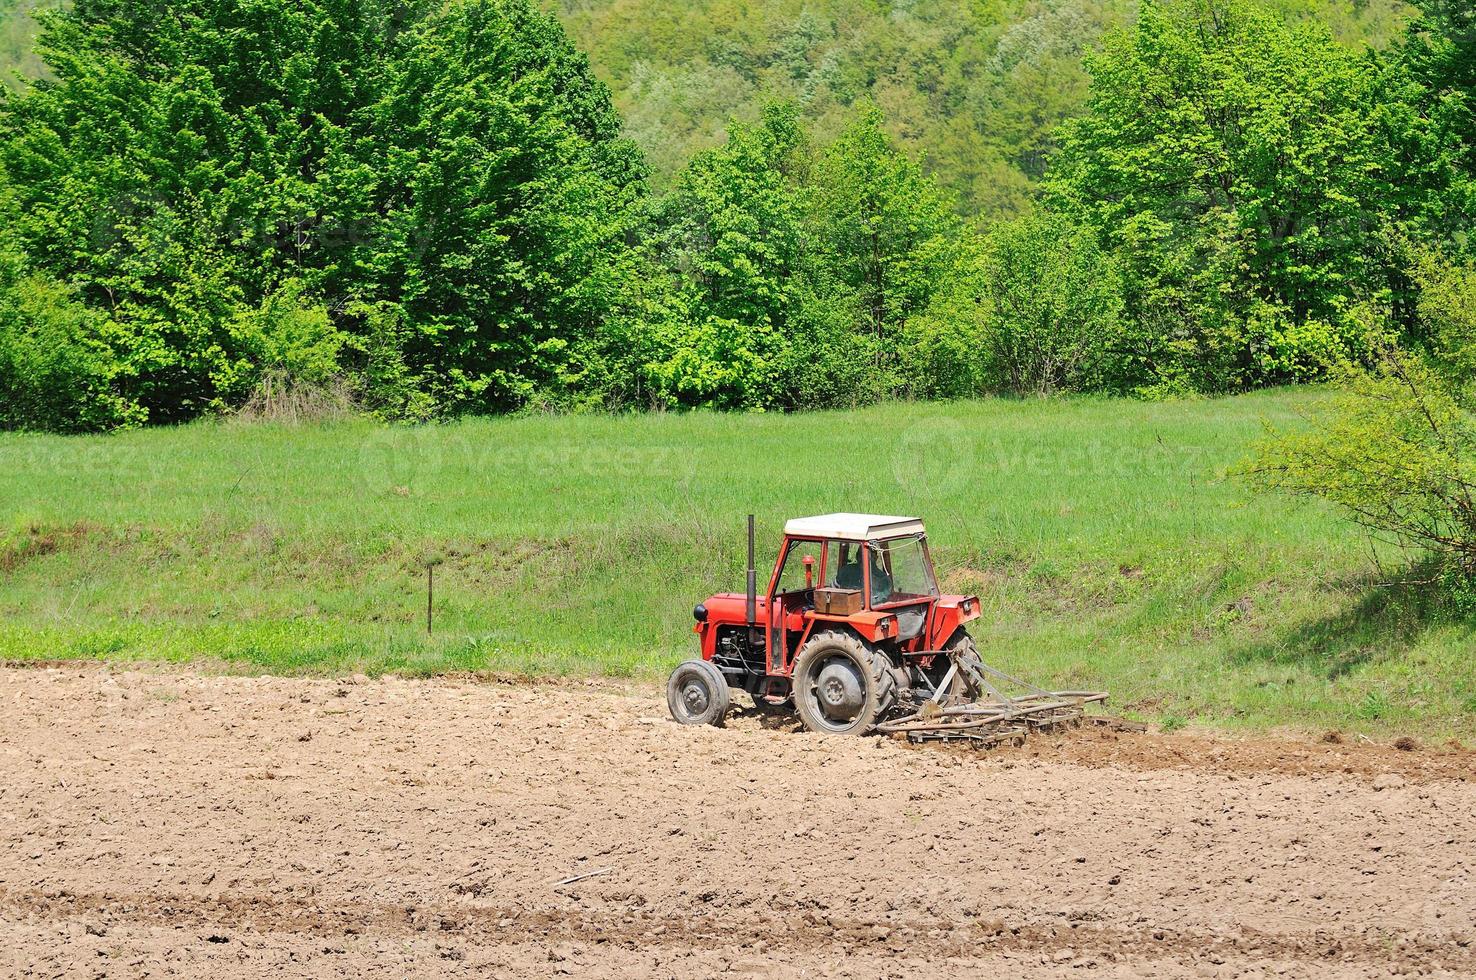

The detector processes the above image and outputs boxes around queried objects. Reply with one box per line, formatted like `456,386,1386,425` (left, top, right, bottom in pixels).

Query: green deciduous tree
0,240,145,432
1391,1,1476,259
649,101,983,409
1401,2,1475,154
977,210,1124,395
1248,252,1476,594
354,0,648,412
1047,0,1448,391
649,103,812,409
808,104,967,368
0,0,647,427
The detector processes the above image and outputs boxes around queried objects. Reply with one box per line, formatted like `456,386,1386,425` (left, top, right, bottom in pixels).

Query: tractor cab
763,514,949,665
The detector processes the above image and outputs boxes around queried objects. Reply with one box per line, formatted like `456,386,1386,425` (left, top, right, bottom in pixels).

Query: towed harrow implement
878,650,1112,747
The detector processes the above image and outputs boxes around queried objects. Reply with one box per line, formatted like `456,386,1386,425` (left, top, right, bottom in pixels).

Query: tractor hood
700,592,767,625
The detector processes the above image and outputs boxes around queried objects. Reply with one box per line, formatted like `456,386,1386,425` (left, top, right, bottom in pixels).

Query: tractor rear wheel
792,631,896,736
667,660,731,727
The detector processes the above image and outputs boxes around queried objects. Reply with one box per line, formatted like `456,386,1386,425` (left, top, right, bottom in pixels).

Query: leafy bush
221,281,347,405
1248,352,1476,578
0,249,143,432
340,301,439,423
977,210,1123,395
893,285,989,402
1411,250,1476,385
1248,251,1476,597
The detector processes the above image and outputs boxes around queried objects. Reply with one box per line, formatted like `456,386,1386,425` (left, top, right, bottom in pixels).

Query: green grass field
1,389,1472,737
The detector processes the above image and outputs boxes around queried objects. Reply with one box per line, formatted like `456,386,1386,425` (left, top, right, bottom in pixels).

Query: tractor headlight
693,603,709,623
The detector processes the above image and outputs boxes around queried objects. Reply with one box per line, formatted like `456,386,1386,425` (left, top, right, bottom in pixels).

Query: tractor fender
927,595,981,649
804,610,901,646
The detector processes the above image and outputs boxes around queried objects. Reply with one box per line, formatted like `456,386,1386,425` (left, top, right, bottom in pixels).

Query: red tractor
667,514,988,735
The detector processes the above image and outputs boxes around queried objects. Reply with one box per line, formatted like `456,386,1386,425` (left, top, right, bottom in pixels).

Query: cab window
826,540,865,591
869,536,938,604
775,540,825,595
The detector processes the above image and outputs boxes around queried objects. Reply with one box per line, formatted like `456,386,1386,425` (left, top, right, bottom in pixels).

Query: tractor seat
834,562,893,605
834,562,863,590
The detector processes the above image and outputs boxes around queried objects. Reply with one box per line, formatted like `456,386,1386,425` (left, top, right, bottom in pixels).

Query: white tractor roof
783,513,926,541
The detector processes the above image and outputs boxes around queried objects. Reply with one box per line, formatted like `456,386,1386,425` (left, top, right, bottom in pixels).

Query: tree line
0,0,1472,431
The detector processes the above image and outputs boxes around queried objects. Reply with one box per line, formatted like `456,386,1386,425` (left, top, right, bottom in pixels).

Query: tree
977,210,1123,395
649,101,983,409
1248,252,1476,595
0,0,647,426
1392,1,1476,255
354,0,648,413
1410,248,1476,386
1046,0,1447,391
649,103,812,409
807,103,966,371
0,237,144,432
1401,1,1475,151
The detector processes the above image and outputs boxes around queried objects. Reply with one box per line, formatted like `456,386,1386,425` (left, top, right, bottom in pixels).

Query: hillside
2,390,1472,736
555,0,1414,214
0,1,41,89
0,0,1416,215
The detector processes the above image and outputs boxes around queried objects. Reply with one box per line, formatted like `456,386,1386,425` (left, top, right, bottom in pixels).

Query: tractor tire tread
792,630,896,736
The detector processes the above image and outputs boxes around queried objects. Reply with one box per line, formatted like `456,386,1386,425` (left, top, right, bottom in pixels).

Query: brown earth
1,664,1473,979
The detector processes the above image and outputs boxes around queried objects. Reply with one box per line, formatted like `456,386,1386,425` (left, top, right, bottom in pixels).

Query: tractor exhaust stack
745,514,757,627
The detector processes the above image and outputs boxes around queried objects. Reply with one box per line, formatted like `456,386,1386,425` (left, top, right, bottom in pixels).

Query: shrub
1411,250,1476,386
891,269,990,401
340,301,438,423
1247,350,1476,579
978,211,1123,395
0,263,144,432
221,281,347,406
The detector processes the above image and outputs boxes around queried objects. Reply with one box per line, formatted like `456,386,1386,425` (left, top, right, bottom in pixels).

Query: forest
0,0,1470,426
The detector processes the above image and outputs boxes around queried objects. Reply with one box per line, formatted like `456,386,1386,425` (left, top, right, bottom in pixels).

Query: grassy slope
1,389,1472,737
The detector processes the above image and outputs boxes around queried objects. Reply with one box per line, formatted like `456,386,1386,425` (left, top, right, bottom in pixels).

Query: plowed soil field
2,665,1473,978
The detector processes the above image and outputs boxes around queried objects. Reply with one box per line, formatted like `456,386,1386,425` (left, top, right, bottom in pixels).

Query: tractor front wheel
666,660,731,727
792,631,896,736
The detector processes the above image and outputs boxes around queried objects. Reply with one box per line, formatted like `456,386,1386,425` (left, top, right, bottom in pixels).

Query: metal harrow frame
876,654,1111,748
